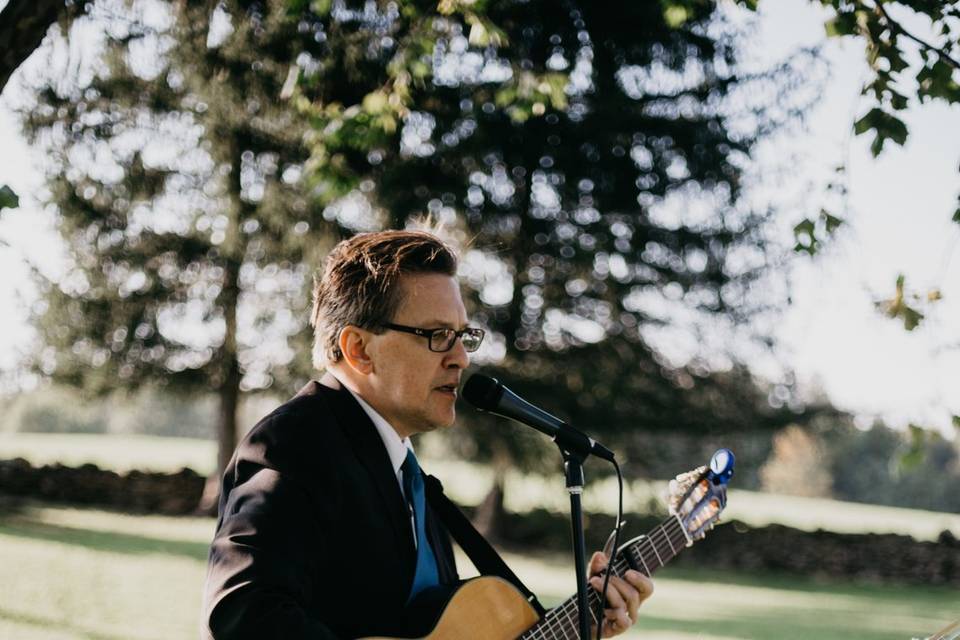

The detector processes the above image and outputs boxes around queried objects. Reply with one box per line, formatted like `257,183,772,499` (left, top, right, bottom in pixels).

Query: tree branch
0,0,63,93
874,0,960,71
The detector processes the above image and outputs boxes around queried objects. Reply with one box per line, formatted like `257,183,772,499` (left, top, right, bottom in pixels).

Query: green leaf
310,0,331,16
853,108,880,135
876,274,927,330
286,0,307,13
792,218,818,255
854,108,909,157
888,88,909,111
898,424,926,471
0,185,19,212
917,59,960,102
468,20,490,47
821,210,844,233
825,12,858,38
885,49,909,74
793,218,815,236
901,305,924,331
663,5,689,28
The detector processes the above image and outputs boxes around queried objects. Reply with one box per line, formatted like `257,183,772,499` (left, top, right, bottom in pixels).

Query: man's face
364,272,471,438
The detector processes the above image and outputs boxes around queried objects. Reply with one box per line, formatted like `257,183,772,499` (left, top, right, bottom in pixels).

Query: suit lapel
325,384,417,573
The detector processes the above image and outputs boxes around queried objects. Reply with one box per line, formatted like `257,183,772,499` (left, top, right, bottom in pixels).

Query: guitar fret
541,604,561,640
633,544,652,575
560,600,577,640
556,605,569,639
661,523,677,556
564,597,579,639
674,512,694,546
668,519,692,556
653,526,673,565
647,534,664,567
555,599,576,640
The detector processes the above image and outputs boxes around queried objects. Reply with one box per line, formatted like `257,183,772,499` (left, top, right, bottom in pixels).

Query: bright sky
0,0,957,432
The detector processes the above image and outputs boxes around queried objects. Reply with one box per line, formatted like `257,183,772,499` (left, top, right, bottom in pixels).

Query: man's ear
338,326,375,375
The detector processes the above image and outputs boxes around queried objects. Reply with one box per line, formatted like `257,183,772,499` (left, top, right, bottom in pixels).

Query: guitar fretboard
518,516,688,640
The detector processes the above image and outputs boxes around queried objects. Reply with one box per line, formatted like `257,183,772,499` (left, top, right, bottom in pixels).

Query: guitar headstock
667,448,735,543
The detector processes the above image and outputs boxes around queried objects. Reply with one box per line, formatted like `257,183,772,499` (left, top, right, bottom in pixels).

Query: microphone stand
562,449,591,640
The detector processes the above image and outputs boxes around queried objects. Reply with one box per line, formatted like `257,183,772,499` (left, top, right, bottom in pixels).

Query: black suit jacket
203,381,459,639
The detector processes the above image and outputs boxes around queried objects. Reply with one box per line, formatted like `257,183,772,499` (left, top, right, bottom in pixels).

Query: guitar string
526,481,721,638
519,516,696,639
525,508,720,640
521,519,682,640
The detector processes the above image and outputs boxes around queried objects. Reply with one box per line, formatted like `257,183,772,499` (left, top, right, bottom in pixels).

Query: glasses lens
430,329,457,352
461,328,484,352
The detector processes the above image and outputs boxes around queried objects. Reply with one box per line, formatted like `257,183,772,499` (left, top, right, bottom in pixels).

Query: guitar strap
423,474,546,617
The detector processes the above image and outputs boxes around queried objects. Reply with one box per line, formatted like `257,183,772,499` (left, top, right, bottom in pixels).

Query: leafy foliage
0,184,18,213
827,421,960,513
284,0,813,454
22,0,813,488
874,273,941,332
817,1,960,158
18,0,351,475
749,0,960,324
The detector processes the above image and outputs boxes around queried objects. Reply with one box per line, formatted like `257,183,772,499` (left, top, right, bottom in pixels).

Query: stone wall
680,521,960,586
495,508,960,586
0,457,204,515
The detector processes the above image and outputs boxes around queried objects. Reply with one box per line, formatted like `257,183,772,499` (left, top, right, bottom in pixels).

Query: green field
0,501,955,640
1,433,959,638
4,432,960,541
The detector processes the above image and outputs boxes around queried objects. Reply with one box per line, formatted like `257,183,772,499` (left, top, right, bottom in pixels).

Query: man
203,230,653,639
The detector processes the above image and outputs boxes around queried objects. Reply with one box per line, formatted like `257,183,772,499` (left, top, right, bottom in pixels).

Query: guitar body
360,576,539,640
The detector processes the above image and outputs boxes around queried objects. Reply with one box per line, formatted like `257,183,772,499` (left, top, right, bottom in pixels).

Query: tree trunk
472,470,505,542
197,260,241,514
197,91,246,513
472,444,511,542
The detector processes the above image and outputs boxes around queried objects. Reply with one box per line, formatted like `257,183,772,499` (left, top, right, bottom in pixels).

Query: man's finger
588,551,608,575
601,609,632,639
624,569,655,602
589,576,626,611
596,574,639,622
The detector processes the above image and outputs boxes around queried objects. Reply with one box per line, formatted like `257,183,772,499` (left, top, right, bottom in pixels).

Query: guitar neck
518,516,688,640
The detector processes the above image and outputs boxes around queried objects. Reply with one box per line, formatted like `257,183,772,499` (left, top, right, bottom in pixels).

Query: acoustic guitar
363,448,735,640
924,620,960,640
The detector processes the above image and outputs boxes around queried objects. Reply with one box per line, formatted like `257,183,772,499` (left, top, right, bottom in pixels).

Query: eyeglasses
381,322,485,353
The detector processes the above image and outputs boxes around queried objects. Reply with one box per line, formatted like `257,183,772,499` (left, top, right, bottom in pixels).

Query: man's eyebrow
422,319,467,329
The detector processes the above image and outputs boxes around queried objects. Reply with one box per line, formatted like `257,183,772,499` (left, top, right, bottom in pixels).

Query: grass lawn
1,501,956,640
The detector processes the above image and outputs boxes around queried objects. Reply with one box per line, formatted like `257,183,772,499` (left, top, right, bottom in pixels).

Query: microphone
462,374,616,463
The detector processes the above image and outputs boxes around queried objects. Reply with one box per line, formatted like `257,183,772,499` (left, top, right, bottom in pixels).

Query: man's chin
424,410,457,432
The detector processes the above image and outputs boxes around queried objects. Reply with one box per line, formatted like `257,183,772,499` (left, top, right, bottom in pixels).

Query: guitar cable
594,457,625,640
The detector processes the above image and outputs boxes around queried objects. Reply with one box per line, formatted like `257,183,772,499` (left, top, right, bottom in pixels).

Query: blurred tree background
17,0,350,504
4,0,959,524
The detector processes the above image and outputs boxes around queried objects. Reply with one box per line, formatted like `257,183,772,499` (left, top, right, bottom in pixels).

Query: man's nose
444,335,470,369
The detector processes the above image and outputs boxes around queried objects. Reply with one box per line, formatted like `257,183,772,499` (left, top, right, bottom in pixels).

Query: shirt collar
330,373,412,478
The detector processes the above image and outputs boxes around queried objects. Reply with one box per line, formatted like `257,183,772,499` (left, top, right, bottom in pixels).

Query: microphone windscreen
462,374,502,410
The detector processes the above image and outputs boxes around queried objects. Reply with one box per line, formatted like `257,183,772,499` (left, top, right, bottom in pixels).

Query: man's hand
587,551,654,638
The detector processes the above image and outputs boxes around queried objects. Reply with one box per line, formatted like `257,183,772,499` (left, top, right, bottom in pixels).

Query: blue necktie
401,449,440,602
